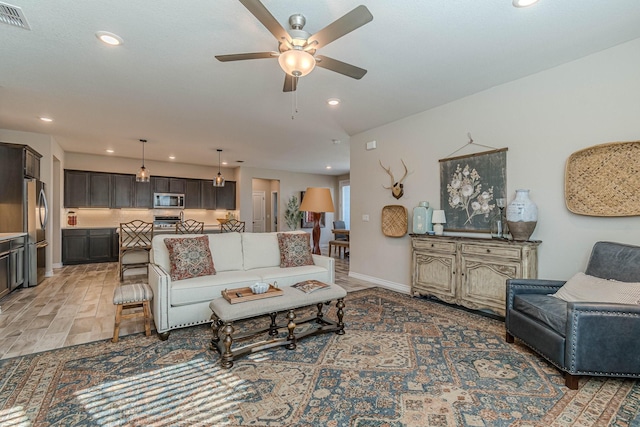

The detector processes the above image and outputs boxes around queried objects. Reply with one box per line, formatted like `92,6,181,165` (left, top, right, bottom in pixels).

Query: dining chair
221,219,246,233
118,220,153,281
330,220,349,258
176,219,205,234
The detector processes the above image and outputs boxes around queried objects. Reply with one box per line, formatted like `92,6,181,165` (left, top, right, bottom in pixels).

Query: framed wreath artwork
300,190,326,229
439,148,507,233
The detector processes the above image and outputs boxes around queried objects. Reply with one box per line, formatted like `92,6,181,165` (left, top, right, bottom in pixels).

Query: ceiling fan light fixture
278,48,316,77
213,149,225,187
512,0,539,7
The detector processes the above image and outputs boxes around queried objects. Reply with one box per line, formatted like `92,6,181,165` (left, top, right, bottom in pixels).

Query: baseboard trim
52,263,63,269
348,272,410,294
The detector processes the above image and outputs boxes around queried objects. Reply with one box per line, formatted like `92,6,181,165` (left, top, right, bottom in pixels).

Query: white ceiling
2,0,640,175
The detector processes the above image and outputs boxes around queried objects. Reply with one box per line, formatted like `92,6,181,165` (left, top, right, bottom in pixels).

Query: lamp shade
432,210,446,224
278,49,316,77
299,187,334,213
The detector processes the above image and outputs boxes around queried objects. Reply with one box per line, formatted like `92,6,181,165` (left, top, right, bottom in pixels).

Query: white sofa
148,231,335,339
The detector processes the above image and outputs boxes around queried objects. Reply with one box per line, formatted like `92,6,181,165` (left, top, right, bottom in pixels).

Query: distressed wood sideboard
410,235,540,317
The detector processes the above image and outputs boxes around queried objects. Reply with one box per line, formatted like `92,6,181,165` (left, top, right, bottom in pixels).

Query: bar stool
112,283,153,343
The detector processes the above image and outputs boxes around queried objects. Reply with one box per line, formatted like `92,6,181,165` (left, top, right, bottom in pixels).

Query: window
339,180,350,229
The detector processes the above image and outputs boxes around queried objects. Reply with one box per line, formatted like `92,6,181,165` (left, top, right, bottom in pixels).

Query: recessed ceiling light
39,117,53,122
106,149,114,153
332,139,341,144
95,31,123,46
222,161,228,165
169,155,176,160
326,165,332,170
512,0,539,7
327,98,340,106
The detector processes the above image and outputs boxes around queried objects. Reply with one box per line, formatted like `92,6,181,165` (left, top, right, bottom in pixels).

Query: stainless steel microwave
153,193,185,209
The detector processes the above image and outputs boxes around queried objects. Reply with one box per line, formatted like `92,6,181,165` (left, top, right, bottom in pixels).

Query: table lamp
432,210,446,236
299,187,334,255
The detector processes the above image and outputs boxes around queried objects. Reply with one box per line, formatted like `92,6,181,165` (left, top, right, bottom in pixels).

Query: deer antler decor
380,159,409,199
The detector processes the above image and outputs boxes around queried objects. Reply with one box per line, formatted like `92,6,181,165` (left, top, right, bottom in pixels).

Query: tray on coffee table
222,285,283,304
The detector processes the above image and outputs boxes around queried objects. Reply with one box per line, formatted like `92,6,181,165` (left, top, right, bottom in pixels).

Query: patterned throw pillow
164,235,216,281
277,232,314,268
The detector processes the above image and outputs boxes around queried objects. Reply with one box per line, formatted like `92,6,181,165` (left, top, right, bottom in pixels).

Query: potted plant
284,195,304,230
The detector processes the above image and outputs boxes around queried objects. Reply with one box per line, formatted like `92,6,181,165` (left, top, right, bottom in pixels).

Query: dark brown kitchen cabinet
112,174,134,208
153,177,186,194
64,170,90,207
0,241,9,299
134,180,153,208
200,180,236,210
62,228,117,265
201,180,216,209
24,147,41,180
185,179,202,209
88,229,113,262
216,181,236,210
90,173,112,207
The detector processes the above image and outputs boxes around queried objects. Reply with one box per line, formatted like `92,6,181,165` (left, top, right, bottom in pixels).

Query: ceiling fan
216,0,373,92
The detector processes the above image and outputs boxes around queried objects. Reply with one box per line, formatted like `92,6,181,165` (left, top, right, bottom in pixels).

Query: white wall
350,38,640,290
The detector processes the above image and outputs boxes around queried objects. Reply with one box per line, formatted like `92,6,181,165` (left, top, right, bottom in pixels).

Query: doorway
339,179,351,229
271,191,278,232
252,191,266,232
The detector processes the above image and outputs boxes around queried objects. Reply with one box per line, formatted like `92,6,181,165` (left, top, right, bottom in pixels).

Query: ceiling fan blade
315,55,367,79
215,52,276,62
307,5,373,50
283,74,298,92
239,0,291,43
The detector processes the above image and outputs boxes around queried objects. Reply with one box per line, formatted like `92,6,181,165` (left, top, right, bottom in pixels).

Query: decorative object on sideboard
432,210,446,236
299,187,334,255
136,139,150,183
490,198,507,239
565,140,640,217
379,159,409,199
439,145,507,233
506,189,537,241
381,205,408,237
412,201,433,234
213,149,225,187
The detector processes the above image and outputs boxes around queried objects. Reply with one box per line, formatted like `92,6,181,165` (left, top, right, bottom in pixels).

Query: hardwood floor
0,254,372,360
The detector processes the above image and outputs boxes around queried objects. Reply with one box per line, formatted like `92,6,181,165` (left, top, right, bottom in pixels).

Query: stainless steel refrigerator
26,179,49,286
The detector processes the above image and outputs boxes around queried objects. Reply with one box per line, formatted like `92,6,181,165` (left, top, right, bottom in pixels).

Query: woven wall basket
565,141,640,217
381,205,408,237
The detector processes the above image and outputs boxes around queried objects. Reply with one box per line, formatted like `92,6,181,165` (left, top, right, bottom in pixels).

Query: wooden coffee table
209,283,346,368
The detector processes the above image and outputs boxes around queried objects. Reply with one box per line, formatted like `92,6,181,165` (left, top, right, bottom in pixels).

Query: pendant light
213,149,225,187
136,139,150,182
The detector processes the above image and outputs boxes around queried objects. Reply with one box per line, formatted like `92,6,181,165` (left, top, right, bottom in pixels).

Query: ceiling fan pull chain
291,76,299,120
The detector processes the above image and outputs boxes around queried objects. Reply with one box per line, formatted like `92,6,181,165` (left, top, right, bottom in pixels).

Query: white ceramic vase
506,189,537,241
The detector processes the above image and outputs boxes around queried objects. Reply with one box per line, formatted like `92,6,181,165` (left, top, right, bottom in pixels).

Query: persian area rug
1,288,639,427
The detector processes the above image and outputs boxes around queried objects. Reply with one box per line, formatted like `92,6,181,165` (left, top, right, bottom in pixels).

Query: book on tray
292,280,330,294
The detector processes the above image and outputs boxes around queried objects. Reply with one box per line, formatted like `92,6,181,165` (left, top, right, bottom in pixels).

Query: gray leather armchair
505,241,640,389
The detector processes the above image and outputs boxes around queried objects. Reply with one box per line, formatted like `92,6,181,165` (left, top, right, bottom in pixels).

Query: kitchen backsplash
63,208,238,228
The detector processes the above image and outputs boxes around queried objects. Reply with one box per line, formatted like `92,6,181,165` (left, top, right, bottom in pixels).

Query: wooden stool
112,283,153,343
